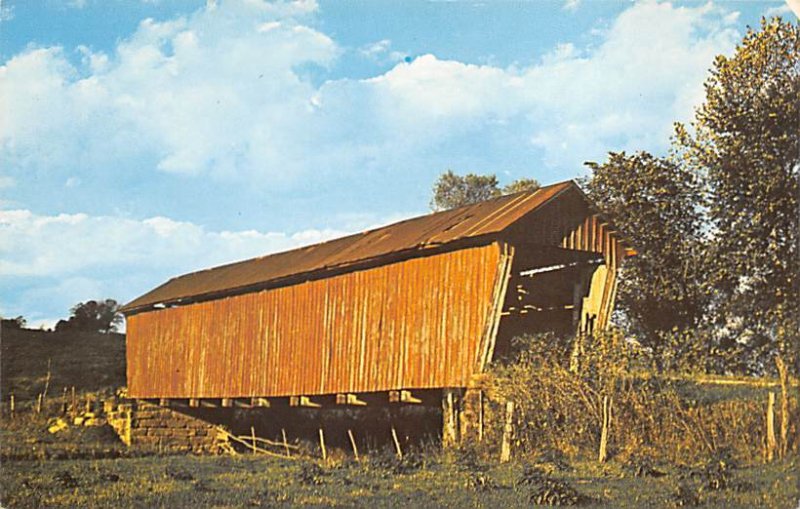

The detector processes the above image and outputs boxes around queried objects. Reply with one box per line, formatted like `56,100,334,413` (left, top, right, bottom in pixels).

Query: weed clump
672,483,700,507
622,454,666,478
516,465,587,506
465,473,499,491
298,463,327,485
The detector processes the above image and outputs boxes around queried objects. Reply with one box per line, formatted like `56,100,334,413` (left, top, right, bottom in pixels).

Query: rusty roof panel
122,180,574,313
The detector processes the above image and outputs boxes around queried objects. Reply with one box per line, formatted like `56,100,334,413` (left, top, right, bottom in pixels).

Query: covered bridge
121,180,630,444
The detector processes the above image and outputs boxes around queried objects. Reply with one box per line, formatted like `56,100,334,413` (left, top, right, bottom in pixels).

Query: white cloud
0,209,346,279
764,3,792,18
563,0,580,13
0,207,351,324
0,176,15,188
0,3,14,22
1,0,741,185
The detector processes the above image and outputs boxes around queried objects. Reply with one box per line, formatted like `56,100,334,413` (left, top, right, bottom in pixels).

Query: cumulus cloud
0,208,349,326
763,3,792,17
1,0,741,185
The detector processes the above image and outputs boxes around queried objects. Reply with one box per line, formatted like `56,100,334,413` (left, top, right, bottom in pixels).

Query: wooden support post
599,395,611,463
9,394,14,419
158,398,168,408
188,398,199,408
389,390,422,404
290,396,321,408
281,428,290,458
250,426,258,455
347,429,359,461
442,389,459,448
766,392,777,463
501,401,514,463
221,398,233,408
391,427,403,459
478,390,484,442
776,356,790,459
319,428,327,462
251,397,270,408
336,393,367,406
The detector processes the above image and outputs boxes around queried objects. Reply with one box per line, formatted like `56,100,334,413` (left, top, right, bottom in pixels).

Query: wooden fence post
599,395,611,463
391,427,403,459
10,394,14,419
775,356,790,459
500,401,514,463
281,428,291,458
347,429,359,461
766,392,777,462
318,428,327,462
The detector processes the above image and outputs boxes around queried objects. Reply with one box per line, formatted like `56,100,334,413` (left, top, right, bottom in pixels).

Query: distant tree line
55,299,123,333
5,299,122,334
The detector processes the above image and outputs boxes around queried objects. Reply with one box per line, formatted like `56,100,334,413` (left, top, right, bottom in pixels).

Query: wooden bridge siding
126,243,504,399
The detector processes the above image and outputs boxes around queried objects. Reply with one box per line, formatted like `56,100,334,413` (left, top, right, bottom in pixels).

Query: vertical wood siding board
276,288,286,394
358,271,368,391
319,282,329,393
369,267,382,391
373,267,385,391
127,316,137,396
314,283,322,394
432,256,445,386
469,247,487,380
385,266,397,388
455,249,469,385
276,288,286,395
440,253,452,386
415,255,427,387
420,257,431,387
456,250,468,385
299,283,309,394
339,276,350,394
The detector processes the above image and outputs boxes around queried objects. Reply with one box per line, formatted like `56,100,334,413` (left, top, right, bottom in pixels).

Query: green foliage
585,20,799,373
584,153,707,351
430,170,540,210
503,177,541,195
431,170,501,210
674,18,800,372
56,299,123,333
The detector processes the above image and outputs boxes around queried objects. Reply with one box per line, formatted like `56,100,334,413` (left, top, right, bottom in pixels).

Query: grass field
1,449,798,508
1,328,798,508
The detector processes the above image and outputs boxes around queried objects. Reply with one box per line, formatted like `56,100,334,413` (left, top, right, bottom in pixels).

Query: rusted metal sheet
122,181,572,313
126,243,506,399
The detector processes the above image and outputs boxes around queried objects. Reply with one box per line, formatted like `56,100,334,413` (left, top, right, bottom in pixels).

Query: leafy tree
584,152,708,354
503,178,541,195
430,171,541,211
674,18,799,371
1,316,27,330
431,170,501,210
56,299,123,333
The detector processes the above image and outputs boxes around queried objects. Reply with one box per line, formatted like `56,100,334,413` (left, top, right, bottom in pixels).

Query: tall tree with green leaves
430,170,541,211
675,18,799,371
430,170,501,210
584,152,708,353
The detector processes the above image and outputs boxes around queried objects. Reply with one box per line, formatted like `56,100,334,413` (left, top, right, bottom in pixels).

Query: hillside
0,327,126,402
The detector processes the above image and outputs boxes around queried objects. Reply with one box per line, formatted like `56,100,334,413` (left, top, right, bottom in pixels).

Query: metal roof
122,180,576,313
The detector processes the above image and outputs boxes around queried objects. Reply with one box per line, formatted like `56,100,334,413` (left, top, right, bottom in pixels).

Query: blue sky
0,0,794,328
